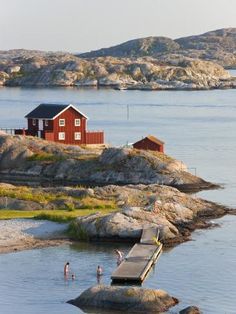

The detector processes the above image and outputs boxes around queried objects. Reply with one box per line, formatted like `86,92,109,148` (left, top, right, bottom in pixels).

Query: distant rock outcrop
1,52,233,90
79,36,180,58
0,29,236,90
67,285,179,313
79,28,236,68
176,28,236,53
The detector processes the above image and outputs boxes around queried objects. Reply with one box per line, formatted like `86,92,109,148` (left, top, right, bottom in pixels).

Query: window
58,132,65,140
45,120,49,127
75,119,81,126
32,119,36,126
59,119,65,126
74,132,81,140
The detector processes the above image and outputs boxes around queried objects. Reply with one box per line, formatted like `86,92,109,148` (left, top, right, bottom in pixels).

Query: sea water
0,87,236,313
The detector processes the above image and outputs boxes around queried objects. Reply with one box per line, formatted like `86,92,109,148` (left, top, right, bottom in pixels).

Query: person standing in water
64,262,70,276
96,265,103,284
97,265,103,276
115,249,124,265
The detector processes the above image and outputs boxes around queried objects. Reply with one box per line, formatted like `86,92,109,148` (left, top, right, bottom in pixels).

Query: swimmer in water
64,262,70,276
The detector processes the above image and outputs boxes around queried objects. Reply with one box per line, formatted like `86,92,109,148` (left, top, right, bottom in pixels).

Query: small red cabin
133,135,164,153
22,103,104,145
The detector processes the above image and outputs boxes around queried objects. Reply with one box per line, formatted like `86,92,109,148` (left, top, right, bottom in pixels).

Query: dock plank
126,243,158,260
140,227,160,244
111,243,162,283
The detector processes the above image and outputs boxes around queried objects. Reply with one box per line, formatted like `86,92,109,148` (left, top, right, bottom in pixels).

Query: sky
0,0,235,53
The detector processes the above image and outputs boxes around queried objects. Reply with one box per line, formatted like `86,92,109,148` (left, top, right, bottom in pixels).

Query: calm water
0,86,236,313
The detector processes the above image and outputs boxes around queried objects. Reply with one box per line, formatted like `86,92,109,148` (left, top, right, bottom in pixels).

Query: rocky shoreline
0,219,70,254
70,185,231,246
0,182,233,249
0,134,218,191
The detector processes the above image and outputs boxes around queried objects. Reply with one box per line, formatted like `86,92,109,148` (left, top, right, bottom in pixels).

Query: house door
38,120,43,131
38,119,43,138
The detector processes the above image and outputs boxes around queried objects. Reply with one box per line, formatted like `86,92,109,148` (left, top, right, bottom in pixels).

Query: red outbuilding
133,135,164,153
20,103,104,145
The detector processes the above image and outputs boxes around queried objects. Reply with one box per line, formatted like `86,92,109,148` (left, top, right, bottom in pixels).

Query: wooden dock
111,227,162,284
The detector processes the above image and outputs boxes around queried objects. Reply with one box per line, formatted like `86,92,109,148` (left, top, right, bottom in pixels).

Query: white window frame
45,120,49,127
58,132,65,140
59,119,65,127
32,119,36,126
74,132,81,140
75,119,81,126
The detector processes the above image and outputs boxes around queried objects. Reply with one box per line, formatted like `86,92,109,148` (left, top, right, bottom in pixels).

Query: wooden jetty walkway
111,227,162,284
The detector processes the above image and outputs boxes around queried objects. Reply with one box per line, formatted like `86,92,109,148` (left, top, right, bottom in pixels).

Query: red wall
85,131,104,144
133,138,164,153
44,131,55,142
27,119,38,136
26,107,104,145
53,107,87,145
44,120,53,131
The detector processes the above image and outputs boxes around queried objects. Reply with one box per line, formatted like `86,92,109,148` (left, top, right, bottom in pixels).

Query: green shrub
67,221,89,240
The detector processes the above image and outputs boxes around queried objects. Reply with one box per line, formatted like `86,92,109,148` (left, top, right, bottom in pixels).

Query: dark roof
25,103,88,119
134,135,165,146
25,104,69,119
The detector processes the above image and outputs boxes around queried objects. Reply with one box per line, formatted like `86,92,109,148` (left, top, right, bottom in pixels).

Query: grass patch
79,197,116,210
130,149,174,162
75,154,98,161
34,213,75,223
0,186,116,208
0,210,37,220
27,152,65,162
0,187,56,204
0,208,117,221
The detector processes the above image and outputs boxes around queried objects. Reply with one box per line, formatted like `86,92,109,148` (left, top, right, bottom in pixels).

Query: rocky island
0,132,216,190
0,28,236,90
0,132,233,251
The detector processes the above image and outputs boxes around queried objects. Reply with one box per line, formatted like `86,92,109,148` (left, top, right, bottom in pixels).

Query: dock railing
0,128,25,135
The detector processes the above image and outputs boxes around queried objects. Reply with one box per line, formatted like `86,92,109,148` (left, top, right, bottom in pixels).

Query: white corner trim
52,104,89,120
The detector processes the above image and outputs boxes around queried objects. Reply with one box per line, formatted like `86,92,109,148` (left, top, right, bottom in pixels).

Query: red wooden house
18,103,104,145
133,135,164,153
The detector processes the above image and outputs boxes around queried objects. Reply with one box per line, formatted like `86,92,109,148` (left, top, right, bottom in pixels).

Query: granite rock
68,285,179,313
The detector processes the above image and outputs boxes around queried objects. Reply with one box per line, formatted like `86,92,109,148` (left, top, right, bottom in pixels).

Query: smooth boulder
67,285,179,313
180,306,202,314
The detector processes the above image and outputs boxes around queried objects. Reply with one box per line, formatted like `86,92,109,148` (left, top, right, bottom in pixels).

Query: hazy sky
0,0,235,52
